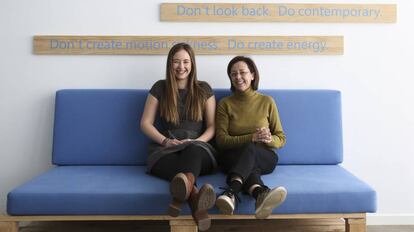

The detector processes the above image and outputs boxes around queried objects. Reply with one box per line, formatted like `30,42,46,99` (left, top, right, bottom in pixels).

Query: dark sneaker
216,189,237,215
255,186,287,219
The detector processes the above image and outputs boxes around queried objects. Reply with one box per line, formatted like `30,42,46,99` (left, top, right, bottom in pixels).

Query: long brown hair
160,43,206,124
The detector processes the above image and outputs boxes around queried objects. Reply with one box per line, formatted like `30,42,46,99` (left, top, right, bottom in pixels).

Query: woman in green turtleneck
215,56,287,219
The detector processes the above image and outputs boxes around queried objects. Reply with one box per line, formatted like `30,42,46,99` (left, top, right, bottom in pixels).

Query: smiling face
172,49,192,83
230,61,255,92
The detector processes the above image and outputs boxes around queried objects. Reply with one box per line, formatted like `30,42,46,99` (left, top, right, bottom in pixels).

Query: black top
149,79,213,140
146,79,217,172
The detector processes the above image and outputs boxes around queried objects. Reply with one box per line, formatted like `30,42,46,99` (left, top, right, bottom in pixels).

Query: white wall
1,0,413,224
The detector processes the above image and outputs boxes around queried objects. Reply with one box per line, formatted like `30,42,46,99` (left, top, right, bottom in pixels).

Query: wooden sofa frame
0,213,366,232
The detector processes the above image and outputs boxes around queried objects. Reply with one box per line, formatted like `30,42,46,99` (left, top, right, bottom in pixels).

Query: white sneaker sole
255,186,287,219
216,196,235,215
197,184,216,211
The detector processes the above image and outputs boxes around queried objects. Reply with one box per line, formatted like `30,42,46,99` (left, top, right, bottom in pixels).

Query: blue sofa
2,89,376,232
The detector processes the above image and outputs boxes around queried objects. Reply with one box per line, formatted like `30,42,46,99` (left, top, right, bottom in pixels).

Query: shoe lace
219,187,241,203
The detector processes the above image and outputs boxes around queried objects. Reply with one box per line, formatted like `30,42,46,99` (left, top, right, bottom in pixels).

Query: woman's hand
163,138,184,147
252,127,273,144
181,139,195,143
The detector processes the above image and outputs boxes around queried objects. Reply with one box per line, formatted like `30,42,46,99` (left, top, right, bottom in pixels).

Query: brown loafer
188,184,216,231
168,173,195,217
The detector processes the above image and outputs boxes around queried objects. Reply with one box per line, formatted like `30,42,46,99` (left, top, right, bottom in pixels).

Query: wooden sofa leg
170,219,197,232
0,222,19,232
345,218,366,232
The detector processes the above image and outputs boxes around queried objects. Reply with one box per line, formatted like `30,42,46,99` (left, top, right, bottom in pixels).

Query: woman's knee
183,144,206,154
259,151,278,174
237,142,258,160
274,152,279,164
180,145,209,164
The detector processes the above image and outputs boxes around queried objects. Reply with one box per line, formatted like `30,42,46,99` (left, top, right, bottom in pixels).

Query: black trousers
218,142,278,192
151,144,213,182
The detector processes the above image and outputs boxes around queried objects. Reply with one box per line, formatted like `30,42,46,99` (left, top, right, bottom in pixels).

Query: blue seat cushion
7,165,376,215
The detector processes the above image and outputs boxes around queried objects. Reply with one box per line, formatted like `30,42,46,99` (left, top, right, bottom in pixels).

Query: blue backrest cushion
52,89,343,165
52,90,150,165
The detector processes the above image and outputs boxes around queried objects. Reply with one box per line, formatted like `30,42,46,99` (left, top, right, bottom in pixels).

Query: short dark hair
227,56,260,92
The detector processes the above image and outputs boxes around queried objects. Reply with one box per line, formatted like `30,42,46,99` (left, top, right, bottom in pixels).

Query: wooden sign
160,3,396,23
33,36,343,55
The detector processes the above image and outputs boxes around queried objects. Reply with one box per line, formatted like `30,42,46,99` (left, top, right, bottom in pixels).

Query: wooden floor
5,220,412,232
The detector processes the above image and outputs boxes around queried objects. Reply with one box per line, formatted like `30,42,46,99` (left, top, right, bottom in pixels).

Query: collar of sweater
233,87,257,101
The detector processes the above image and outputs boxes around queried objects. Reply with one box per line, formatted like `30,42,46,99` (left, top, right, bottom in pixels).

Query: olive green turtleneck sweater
216,88,286,150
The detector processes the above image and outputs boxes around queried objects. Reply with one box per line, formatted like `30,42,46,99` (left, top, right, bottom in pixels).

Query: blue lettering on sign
241,6,269,16
50,40,59,49
228,39,244,49
49,40,76,49
81,40,124,49
125,40,168,50
287,41,327,52
247,41,284,50
177,5,201,16
213,5,238,16
279,5,381,19
278,6,296,16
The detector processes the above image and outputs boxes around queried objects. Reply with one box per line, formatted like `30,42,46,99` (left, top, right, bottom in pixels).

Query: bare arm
196,95,216,142
140,94,183,146
140,94,165,145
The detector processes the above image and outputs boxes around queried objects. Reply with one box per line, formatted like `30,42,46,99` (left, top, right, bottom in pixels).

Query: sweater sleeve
215,100,253,150
267,97,286,149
